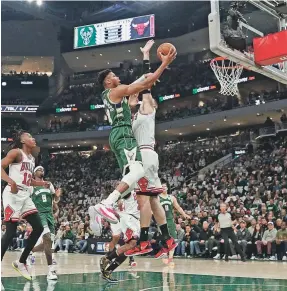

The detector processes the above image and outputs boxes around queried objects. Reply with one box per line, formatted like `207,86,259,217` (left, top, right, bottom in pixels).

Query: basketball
157,43,176,60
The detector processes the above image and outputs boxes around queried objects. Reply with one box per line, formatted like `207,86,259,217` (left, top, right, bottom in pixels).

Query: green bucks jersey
31,184,55,213
159,195,174,220
102,89,132,128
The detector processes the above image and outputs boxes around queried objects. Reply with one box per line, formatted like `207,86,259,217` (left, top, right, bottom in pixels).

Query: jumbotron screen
74,14,155,49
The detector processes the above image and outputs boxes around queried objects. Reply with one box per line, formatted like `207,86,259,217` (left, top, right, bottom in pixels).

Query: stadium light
27,0,34,3
36,0,43,6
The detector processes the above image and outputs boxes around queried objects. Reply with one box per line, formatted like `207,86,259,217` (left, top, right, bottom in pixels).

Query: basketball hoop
210,56,243,96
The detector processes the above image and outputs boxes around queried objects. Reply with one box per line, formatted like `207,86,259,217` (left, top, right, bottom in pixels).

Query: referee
218,203,246,262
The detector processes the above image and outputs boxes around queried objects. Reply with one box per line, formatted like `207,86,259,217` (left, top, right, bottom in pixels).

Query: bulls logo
132,21,149,36
138,177,149,192
4,205,15,221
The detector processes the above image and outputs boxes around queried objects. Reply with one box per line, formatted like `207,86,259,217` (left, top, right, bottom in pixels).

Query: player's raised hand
140,39,155,55
55,188,63,197
160,47,177,66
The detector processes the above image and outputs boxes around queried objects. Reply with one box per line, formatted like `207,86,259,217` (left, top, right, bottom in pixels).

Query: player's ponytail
10,130,27,149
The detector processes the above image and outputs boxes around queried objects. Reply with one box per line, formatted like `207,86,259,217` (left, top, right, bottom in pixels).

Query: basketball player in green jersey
89,44,177,228
31,166,62,280
159,182,190,265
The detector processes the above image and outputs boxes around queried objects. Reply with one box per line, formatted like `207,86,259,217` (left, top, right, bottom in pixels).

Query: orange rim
210,56,243,69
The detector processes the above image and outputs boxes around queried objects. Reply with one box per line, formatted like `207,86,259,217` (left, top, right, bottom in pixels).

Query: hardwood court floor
2,252,287,291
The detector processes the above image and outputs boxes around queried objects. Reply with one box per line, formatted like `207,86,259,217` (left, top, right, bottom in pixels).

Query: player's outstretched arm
110,48,176,103
30,179,50,187
172,196,191,219
1,149,19,193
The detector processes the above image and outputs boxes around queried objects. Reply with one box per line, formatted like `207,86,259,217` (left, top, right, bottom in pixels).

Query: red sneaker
166,237,178,252
155,247,168,259
154,238,178,260
125,241,153,257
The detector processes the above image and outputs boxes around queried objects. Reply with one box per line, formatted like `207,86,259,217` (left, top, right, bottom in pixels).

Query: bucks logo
77,26,95,47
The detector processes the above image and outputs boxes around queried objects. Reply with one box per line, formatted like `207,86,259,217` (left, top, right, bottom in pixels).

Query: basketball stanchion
210,56,243,96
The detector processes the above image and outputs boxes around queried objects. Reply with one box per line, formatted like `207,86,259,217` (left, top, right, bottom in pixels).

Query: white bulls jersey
121,192,140,219
8,149,35,190
132,109,155,149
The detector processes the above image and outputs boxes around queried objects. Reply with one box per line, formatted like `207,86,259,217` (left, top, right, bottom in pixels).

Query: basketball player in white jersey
1,131,49,283
125,40,177,258
93,191,140,283
108,199,137,268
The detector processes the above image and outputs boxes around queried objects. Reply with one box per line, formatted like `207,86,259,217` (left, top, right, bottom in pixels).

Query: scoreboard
74,14,155,49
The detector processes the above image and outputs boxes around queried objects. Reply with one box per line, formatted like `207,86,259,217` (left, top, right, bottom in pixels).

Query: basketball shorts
135,149,163,196
2,186,38,222
110,220,122,237
120,212,140,243
38,212,55,234
109,126,142,175
35,222,55,247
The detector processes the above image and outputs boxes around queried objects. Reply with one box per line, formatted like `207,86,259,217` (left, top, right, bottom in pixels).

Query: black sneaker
102,270,118,284
241,256,246,262
100,256,111,273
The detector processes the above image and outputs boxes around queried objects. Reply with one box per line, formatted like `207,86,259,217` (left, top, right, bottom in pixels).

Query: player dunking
159,182,190,265
89,43,176,226
1,131,49,281
125,40,177,258
30,166,62,280
96,191,140,283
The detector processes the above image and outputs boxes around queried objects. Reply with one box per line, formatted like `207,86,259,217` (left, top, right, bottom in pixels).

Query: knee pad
122,161,144,188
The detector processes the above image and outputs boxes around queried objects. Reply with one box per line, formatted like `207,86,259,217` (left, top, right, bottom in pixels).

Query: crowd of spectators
47,136,287,261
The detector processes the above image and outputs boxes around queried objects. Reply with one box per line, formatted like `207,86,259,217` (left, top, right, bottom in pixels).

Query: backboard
208,0,287,85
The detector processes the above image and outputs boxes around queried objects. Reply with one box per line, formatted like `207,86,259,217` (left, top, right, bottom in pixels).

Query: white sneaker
1,280,4,291
64,250,68,253
91,204,119,224
282,256,287,261
251,255,256,260
229,255,238,260
213,254,220,259
269,256,276,261
12,260,32,281
47,266,58,280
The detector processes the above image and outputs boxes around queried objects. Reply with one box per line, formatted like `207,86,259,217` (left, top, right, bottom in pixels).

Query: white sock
103,190,121,205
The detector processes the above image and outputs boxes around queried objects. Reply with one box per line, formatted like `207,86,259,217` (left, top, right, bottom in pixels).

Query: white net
210,57,243,96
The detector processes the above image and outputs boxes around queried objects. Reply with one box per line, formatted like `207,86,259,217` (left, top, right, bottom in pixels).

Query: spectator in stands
55,224,75,253
256,222,277,260
236,221,251,257
75,223,88,253
275,221,287,260
175,224,185,256
198,221,212,256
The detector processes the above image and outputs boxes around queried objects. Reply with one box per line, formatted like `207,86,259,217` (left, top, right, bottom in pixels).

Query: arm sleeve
141,60,151,95
142,59,151,74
